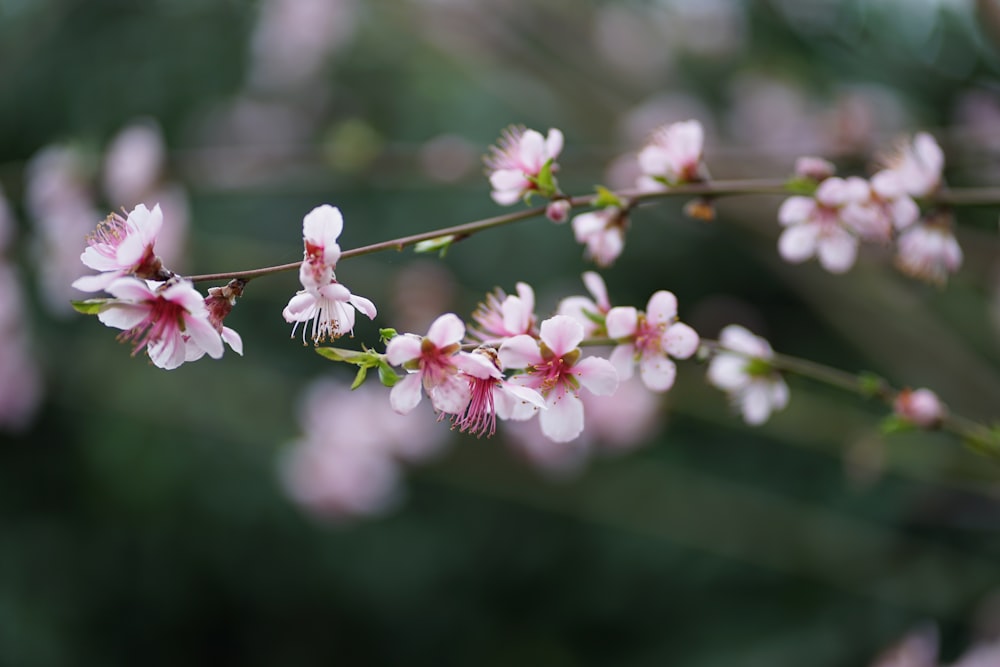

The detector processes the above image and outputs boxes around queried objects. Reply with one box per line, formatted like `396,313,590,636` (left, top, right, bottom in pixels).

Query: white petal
389,373,423,414
706,354,749,391
605,306,637,339
778,225,819,263
777,197,816,226
429,374,471,414
97,302,148,330
645,291,678,325
608,344,636,381
639,353,677,392
518,130,546,171
72,272,118,293
490,168,529,191
581,271,609,309
741,385,773,425
539,315,583,356
544,128,564,159
663,322,699,358
222,327,244,355
498,335,542,369
303,204,343,246
283,292,318,322
539,391,585,443
574,356,619,396
817,233,858,273
349,293,377,320
185,315,225,360
426,312,464,347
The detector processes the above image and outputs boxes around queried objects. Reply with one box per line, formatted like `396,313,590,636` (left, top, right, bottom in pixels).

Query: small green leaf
351,365,369,390
784,176,819,196
879,415,913,436
379,328,398,344
414,235,455,257
377,361,400,387
593,185,622,209
858,372,887,398
532,158,557,197
71,299,110,315
315,347,368,363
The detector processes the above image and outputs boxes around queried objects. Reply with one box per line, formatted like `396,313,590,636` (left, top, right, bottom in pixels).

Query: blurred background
2,0,1000,664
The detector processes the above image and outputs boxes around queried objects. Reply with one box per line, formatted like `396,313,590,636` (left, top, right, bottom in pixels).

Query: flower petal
389,373,423,414
605,306,637,339
539,390,585,443
639,353,677,392
574,356,619,396
498,335,542,369
663,322,699,359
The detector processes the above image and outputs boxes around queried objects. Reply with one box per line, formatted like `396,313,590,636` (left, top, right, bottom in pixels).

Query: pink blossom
572,207,627,267
868,170,920,237
557,271,613,337
469,282,537,341
499,315,619,443
485,126,563,205
882,132,944,198
545,199,571,223
707,325,789,425
777,177,867,273
103,120,167,205
449,348,546,438
385,313,471,414
895,218,963,285
606,290,699,392
893,388,944,428
97,278,224,370
72,203,166,292
793,156,835,182
282,205,376,343
636,119,705,191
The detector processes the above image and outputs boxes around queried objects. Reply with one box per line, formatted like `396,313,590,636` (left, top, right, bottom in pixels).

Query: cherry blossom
572,206,627,267
777,177,867,273
385,313,471,415
557,271,613,337
707,325,789,425
282,205,376,343
895,216,963,285
72,203,167,292
97,277,224,370
793,156,835,182
499,315,619,443
469,281,537,341
636,119,705,191
880,132,944,198
448,348,546,438
485,126,563,205
606,290,699,392
893,388,945,428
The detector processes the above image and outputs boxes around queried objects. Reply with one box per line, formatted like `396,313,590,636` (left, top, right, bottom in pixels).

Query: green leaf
71,299,110,315
593,185,622,209
351,365,369,390
414,235,455,257
879,415,913,436
379,328,398,344
858,372,887,398
377,361,400,387
533,158,556,197
315,347,369,363
784,176,819,196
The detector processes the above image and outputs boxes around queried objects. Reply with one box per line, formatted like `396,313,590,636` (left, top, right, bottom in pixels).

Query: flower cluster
707,325,789,425
74,202,243,370
779,133,962,282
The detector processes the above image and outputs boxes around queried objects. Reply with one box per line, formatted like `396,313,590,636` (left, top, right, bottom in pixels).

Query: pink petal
778,225,819,263
389,373,423,414
105,277,155,301
777,197,816,226
491,188,524,206
539,315,584,356
490,169,529,191
518,130,546,172
348,293,377,320
385,334,423,366
581,271,609,309
637,145,671,177
539,390,585,443
646,291,678,325
97,302,149,330
719,325,769,357
426,313,463,347
817,233,858,273
639,353,677,392
302,204,344,246
544,128,564,159
605,306,637,339
283,291,318,322
707,354,749,391
72,272,118,292
608,344,636,381
454,352,501,380
222,327,244,355
185,315,225,360
498,335,542,369
495,384,543,421
501,296,531,335
429,374,471,414
147,329,187,370
574,356,619,396
663,322,699,358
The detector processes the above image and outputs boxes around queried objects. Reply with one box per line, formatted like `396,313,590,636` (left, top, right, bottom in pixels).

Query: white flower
636,120,705,190
895,218,962,285
707,325,789,425
572,207,627,267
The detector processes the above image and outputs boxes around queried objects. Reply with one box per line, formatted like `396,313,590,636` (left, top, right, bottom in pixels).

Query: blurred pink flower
881,132,944,198
469,281,537,341
893,388,945,429
485,126,563,205
777,177,868,273
572,207,627,267
707,325,789,425
895,217,963,285
73,203,166,292
103,120,167,206
637,119,705,190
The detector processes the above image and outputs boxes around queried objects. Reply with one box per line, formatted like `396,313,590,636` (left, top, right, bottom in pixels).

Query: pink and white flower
606,290,699,392
880,132,944,198
469,281,537,341
707,325,789,425
895,217,963,285
385,312,471,415
636,119,705,191
893,388,944,428
72,203,167,292
97,277,224,370
282,205,376,343
558,271,613,337
448,348,546,438
572,207,627,267
485,126,563,205
777,177,867,273
499,315,619,443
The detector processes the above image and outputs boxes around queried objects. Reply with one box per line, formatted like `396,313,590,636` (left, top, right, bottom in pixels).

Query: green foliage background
1,1,1000,665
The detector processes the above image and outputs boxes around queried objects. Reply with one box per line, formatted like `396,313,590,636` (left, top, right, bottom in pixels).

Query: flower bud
794,156,836,182
545,199,571,224
893,388,944,428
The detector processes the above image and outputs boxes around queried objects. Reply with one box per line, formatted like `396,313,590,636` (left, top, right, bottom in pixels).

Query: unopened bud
546,199,571,224
794,156,836,182
893,388,945,428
